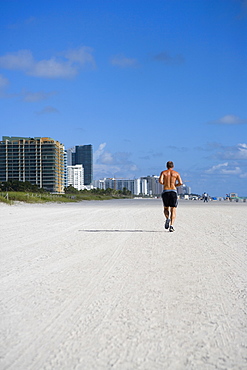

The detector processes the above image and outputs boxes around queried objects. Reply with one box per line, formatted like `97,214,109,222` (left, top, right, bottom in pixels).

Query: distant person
203,192,208,202
159,161,183,232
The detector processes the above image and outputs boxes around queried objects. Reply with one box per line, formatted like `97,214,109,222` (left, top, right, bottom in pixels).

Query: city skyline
0,0,246,197
0,135,243,198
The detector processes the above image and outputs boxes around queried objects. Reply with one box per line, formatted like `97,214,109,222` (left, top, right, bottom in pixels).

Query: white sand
1,199,247,369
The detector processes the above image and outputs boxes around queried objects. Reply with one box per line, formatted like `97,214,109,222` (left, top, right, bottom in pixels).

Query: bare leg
170,207,176,225
164,207,170,219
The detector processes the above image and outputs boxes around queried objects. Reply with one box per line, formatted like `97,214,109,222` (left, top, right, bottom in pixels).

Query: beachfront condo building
0,136,65,193
141,175,163,196
103,178,136,194
67,164,84,190
72,145,93,185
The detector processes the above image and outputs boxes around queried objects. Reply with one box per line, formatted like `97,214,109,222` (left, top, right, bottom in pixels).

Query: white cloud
21,90,57,102
94,163,122,177
167,145,188,152
0,47,95,79
0,84,57,101
36,106,59,115
94,143,107,162
8,16,37,29
209,114,247,125
237,143,247,158
0,50,33,70
205,162,242,175
153,51,185,65
0,74,9,89
94,143,138,178
65,47,95,67
100,151,114,164
30,58,76,78
94,162,138,179
217,143,247,160
221,167,241,175
111,54,138,68
205,162,229,173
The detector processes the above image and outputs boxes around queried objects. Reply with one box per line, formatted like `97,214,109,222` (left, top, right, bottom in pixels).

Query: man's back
159,169,182,190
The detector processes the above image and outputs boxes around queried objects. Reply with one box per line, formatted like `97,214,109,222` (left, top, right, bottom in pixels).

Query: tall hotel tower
0,136,65,193
72,145,93,185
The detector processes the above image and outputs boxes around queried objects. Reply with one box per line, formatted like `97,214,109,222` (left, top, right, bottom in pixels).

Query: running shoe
169,226,175,232
164,218,170,229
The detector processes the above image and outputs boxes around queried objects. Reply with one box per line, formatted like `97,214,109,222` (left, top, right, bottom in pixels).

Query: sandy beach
1,198,246,369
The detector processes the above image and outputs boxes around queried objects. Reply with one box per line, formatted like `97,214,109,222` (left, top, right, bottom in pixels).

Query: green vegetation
0,194,11,204
64,185,132,197
0,181,132,204
0,180,46,193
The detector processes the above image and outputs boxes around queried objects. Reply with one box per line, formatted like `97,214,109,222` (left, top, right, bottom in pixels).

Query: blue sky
0,0,246,196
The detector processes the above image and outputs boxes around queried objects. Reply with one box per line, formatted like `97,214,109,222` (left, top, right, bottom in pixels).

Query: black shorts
162,191,178,208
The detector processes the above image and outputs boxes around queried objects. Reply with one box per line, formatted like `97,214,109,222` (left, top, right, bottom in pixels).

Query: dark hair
167,161,174,169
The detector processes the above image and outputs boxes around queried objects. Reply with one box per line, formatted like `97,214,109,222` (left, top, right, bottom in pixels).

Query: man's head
166,161,174,169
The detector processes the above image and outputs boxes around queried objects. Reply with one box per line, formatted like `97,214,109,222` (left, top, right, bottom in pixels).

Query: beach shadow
79,230,162,233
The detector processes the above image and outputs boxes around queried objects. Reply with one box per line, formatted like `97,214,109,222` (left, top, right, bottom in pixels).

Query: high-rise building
94,175,165,196
64,150,68,187
134,178,148,195
72,145,93,185
0,136,65,193
177,184,191,196
102,178,135,193
141,176,163,196
66,147,75,166
67,164,84,190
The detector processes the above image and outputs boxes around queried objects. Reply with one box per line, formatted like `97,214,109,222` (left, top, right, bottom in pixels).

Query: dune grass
0,194,12,204
0,191,123,204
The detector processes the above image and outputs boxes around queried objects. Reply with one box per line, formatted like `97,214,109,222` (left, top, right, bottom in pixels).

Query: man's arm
175,173,183,187
159,171,164,185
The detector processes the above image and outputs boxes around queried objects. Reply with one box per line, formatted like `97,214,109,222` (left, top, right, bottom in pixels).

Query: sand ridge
0,199,246,369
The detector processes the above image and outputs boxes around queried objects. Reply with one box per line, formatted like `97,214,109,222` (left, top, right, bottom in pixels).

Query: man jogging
159,161,183,232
